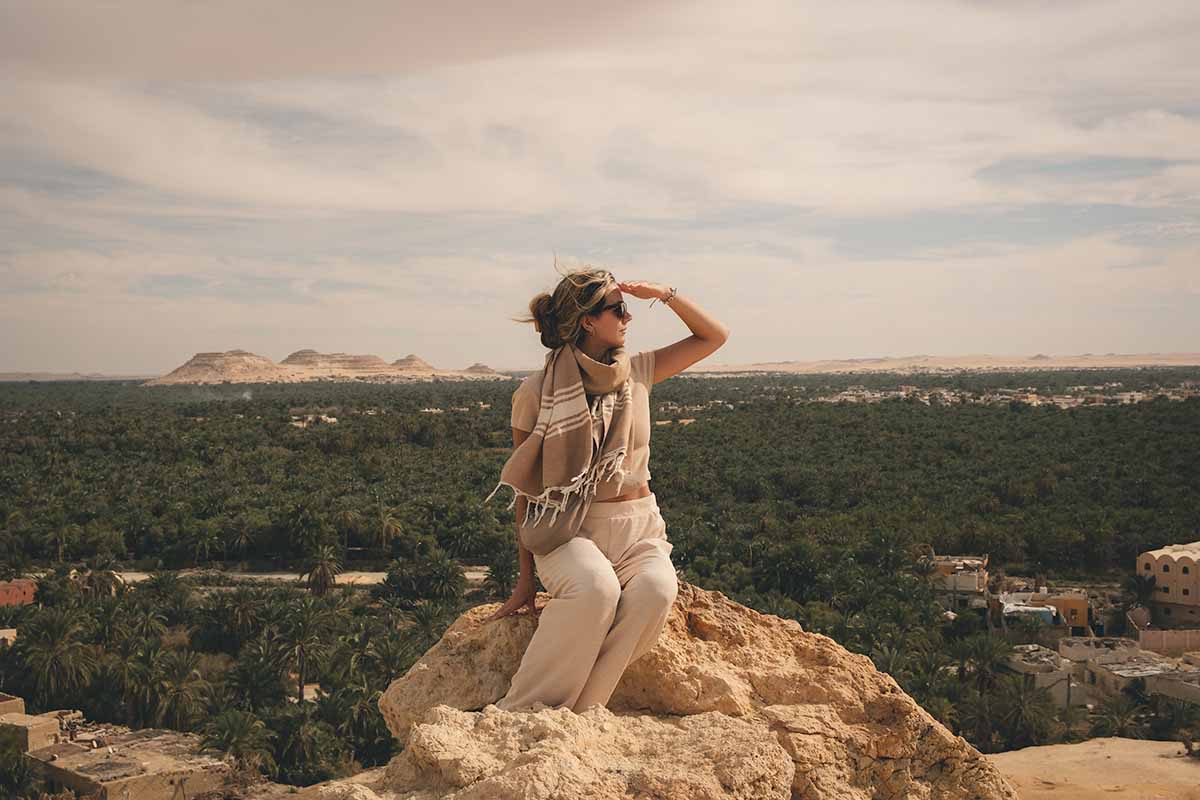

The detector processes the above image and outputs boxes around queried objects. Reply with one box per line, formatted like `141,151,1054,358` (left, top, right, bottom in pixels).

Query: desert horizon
4,348,1200,384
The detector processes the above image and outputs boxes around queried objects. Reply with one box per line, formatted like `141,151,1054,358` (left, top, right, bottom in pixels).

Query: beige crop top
510,350,655,500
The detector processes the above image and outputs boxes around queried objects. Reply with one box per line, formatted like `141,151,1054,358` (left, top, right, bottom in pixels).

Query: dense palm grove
2,369,1199,793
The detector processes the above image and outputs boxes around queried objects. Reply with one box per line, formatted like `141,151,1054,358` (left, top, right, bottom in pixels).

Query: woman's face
584,286,631,349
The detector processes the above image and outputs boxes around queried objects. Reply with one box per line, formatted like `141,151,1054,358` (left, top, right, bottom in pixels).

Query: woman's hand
617,280,671,302
486,575,540,622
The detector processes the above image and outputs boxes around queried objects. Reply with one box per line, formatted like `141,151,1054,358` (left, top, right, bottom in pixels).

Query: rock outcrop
280,350,394,373
393,354,435,371
146,350,289,385
147,350,508,385
463,362,497,374
297,583,1016,800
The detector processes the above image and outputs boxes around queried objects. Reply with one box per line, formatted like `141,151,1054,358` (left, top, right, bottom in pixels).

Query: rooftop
1140,541,1200,560
26,723,228,787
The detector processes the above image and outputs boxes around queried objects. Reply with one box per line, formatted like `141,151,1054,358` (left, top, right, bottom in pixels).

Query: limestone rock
146,349,288,385
147,348,509,386
393,354,434,371
281,350,393,373
364,582,1017,800
463,363,497,374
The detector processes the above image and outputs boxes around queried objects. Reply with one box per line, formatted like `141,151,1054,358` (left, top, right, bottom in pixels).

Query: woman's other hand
487,575,540,621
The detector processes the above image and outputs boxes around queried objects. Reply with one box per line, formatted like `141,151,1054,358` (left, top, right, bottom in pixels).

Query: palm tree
0,727,44,798
280,597,333,704
401,602,451,654
372,496,404,559
948,638,976,684
333,508,363,553
967,634,1013,692
1149,696,1200,741
230,633,290,712
202,709,277,777
88,596,131,648
319,679,394,766
15,607,98,708
870,645,908,681
190,522,222,566
272,705,348,784
424,555,466,604
955,689,997,752
226,587,264,646
128,608,168,642
156,650,210,731
993,674,1056,748
303,544,342,597
1125,574,1158,607
1090,695,1149,738
125,638,165,727
43,523,81,563
288,503,331,557
906,645,952,703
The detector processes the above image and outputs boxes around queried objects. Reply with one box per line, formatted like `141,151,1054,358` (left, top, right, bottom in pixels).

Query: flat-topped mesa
289,583,1018,800
280,350,393,372
463,362,497,374
392,354,434,371
145,350,288,385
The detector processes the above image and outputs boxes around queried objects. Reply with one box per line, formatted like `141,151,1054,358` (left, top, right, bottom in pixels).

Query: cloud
0,1,673,81
2,0,1199,370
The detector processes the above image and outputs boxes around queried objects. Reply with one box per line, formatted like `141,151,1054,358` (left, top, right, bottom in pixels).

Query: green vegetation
1,369,1198,777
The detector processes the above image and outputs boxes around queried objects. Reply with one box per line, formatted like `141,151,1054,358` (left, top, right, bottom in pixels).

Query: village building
1055,636,1200,706
931,554,989,611
1003,644,1087,708
1137,540,1200,627
1058,636,1140,665
0,691,25,715
0,703,230,799
0,578,36,607
994,588,1093,639
0,708,80,753
0,627,16,647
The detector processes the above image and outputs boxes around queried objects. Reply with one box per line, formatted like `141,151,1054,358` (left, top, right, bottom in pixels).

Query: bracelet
649,286,677,308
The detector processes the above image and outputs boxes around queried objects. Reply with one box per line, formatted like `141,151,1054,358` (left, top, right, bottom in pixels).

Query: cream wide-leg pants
496,492,678,713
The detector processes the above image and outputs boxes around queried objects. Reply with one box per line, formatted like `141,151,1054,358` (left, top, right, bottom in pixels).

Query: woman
485,267,730,712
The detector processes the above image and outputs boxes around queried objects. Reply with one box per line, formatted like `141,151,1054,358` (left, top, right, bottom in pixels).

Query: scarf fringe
484,448,629,529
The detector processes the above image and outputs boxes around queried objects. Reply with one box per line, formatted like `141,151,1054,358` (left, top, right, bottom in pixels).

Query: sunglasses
595,300,629,319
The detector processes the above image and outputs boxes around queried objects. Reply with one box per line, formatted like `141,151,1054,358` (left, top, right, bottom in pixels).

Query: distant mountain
145,349,508,386
147,350,288,385
392,354,435,371
281,350,393,373
0,371,157,382
463,363,497,374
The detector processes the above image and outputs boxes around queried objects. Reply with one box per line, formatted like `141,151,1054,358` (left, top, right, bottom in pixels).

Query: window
1184,566,1191,575
1144,563,1151,571
1164,564,1171,572
1185,589,1191,596
1162,586,1170,593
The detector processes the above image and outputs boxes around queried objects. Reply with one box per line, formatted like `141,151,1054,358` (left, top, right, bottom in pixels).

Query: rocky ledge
290,583,1015,799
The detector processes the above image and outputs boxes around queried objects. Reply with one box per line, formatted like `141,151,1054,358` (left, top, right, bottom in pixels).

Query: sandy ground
987,737,1200,800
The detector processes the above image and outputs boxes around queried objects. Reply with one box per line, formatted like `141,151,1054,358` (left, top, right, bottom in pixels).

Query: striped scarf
486,343,633,555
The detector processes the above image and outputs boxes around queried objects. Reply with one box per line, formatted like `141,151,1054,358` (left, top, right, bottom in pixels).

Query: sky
1,0,1198,374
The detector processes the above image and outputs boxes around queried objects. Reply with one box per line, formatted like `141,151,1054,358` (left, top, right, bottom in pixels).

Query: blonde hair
518,264,616,349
